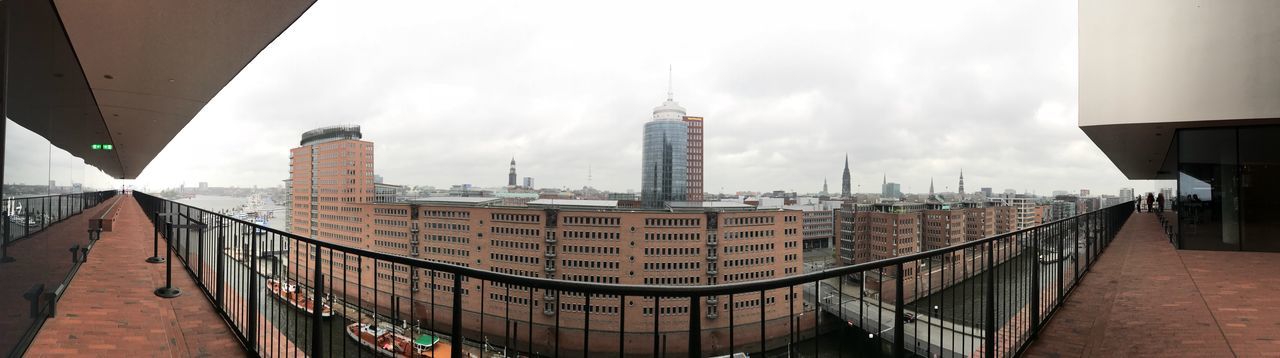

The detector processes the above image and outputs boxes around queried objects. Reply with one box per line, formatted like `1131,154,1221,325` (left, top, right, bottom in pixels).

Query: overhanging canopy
7,0,315,179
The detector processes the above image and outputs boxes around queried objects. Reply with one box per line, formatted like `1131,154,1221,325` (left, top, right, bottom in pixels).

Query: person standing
1157,192,1165,213
1136,196,1143,212
1146,193,1155,213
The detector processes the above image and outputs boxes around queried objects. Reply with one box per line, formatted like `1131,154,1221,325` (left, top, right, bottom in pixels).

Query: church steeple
929,177,935,196
840,154,852,198
508,157,517,187
958,169,965,200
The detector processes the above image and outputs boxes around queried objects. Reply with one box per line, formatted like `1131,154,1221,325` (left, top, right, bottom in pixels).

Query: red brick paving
25,195,249,357
1023,212,1280,357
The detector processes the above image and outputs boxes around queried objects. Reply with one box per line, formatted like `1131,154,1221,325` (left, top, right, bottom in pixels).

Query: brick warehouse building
286,126,806,356
836,201,1031,302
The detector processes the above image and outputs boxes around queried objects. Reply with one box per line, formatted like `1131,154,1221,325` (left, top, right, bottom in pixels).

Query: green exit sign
91,144,114,150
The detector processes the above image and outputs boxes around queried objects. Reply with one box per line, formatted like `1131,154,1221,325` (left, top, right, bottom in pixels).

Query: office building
881,181,902,199
1119,188,1135,200
284,128,805,353
287,125,375,239
522,177,534,189
785,203,837,250
981,187,994,198
684,116,704,201
641,84,689,207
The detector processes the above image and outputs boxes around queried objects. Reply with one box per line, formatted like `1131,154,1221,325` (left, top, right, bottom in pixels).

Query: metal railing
1,190,118,357
133,191,1132,358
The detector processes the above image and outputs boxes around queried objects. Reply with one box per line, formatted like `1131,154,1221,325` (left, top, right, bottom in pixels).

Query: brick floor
25,195,248,357
1024,212,1280,357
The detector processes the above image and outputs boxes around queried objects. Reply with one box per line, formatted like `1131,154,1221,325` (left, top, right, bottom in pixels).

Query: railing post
984,241,996,358
247,220,259,352
147,210,164,263
1,213,14,263
154,222,181,298
310,243,324,357
1030,227,1041,337
689,295,701,358
1057,222,1065,304
894,262,906,358
451,274,464,358
216,217,225,307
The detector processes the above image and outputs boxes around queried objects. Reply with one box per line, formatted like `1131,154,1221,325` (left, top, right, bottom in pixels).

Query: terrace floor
24,195,247,357
1026,212,1280,357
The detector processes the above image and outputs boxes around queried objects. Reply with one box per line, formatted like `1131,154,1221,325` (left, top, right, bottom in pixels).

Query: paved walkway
26,195,248,357
1026,212,1280,357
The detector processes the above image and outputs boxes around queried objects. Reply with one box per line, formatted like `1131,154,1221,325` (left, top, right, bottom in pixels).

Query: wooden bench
90,195,124,232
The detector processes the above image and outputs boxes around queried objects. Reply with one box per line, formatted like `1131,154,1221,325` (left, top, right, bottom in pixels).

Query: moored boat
345,322,451,358
265,278,332,317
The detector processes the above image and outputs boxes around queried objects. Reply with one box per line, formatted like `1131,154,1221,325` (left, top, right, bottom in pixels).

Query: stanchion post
154,221,182,298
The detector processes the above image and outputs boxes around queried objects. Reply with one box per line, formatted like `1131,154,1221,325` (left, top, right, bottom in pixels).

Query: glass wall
1239,126,1280,251
0,1,120,355
1177,125,1280,252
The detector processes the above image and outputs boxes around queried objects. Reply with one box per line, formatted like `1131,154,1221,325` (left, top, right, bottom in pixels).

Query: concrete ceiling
6,0,314,179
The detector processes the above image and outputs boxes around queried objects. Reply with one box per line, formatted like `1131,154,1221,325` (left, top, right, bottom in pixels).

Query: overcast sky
9,1,1169,195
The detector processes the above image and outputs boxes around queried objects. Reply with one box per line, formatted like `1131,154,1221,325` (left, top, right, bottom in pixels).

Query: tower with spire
508,157,517,187
841,154,852,198
641,66,690,207
929,177,935,196
958,169,965,200
822,178,829,196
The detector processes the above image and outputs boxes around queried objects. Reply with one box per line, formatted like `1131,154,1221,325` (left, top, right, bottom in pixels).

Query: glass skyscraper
641,90,689,208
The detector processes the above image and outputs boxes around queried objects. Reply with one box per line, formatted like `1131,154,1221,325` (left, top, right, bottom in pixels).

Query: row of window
643,247,701,256
642,261,701,270
490,253,540,265
643,232,700,241
723,256,774,268
724,216,775,226
491,226,541,237
561,245,619,255
427,246,470,257
373,229,408,238
562,274,619,284
561,259,618,270
559,303,620,315
562,216,620,226
491,239,538,250
427,234,469,244
644,218,700,227
373,208,408,216
425,210,470,219
561,230,620,240
724,230,775,240
723,243,774,254
643,276,701,285
492,213,540,223
374,240,410,250
374,218,407,227
723,269,775,283
429,222,470,231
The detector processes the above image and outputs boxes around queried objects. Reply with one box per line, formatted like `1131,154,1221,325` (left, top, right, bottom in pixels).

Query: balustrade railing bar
131,192,1132,358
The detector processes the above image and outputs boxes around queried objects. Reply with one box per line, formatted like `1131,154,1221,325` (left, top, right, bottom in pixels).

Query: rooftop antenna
667,65,674,101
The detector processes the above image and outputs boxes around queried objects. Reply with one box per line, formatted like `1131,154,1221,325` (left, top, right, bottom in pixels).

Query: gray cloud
117,0,1165,195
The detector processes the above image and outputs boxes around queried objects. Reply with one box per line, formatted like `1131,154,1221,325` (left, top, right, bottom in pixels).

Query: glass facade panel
1177,128,1239,250
1177,124,1280,252
640,120,687,208
1240,126,1280,251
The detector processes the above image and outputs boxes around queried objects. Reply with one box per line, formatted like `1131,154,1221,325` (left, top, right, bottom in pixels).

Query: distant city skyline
3,1,1163,196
